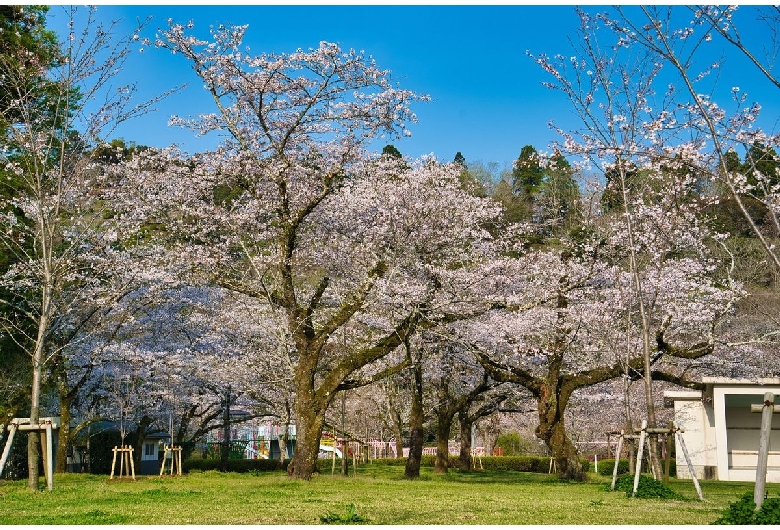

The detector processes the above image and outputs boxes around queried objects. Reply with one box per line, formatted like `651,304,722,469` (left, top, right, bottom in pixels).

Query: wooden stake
632,420,647,497
610,430,624,491
676,431,703,501
0,424,17,478
754,392,774,510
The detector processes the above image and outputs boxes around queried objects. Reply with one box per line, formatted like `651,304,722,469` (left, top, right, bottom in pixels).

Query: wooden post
0,424,17,478
41,422,53,491
110,447,118,479
610,431,624,491
159,445,168,476
110,446,135,480
752,392,775,510
331,440,336,475
676,430,703,501
632,420,647,497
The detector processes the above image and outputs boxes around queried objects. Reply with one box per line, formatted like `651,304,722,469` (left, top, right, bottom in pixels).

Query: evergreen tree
511,145,545,199
538,150,581,232
381,144,402,159
744,141,780,197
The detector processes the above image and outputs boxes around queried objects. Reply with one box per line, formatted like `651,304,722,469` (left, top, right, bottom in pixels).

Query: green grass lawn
0,464,764,525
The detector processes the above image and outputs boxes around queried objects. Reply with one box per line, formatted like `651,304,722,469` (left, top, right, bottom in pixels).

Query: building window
144,443,155,457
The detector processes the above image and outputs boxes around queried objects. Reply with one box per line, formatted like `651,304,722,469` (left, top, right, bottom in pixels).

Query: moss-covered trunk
535,382,584,481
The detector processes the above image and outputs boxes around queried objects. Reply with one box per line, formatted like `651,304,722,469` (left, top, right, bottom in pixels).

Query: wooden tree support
471,448,484,470
159,445,183,476
110,446,135,480
609,421,702,501
0,417,60,491
751,392,775,510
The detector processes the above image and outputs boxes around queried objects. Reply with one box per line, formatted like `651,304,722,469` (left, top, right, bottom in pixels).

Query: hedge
184,458,289,473
373,455,590,473
183,455,590,474
597,458,676,477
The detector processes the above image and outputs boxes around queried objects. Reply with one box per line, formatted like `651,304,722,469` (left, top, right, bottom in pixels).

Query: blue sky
45,4,780,175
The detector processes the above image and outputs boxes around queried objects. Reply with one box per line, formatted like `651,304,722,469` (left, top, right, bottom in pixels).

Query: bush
711,492,780,525
597,458,676,477
598,459,630,476
183,458,289,473
182,455,590,475
495,432,547,456
608,474,684,500
373,455,590,474
88,430,123,475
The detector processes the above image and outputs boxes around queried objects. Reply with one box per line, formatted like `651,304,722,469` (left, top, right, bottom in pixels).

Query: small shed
139,431,171,475
664,377,780,482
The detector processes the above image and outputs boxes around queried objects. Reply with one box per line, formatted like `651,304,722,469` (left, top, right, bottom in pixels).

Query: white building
664,377,780,482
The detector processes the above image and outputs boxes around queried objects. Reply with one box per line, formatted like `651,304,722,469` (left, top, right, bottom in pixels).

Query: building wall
668,380,780,483
669,392,717,480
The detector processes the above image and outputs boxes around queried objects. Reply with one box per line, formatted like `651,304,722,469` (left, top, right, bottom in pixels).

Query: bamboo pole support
0,424,17,478
632,420,647,497
610,430,624,491
110,447,118,479
753,392,774,510
675,431,703,501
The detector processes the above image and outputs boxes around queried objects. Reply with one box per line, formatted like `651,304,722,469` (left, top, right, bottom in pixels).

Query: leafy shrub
608,473,684,500
319,504,370,524
495,432,547,456
711,492,780,525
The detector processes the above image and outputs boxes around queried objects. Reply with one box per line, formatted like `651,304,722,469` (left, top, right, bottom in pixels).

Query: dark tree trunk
404,358,424,479
535,382,584,481
287,403,326,480
434,412,454,474
458,413,472,471
220,387,231,472
55,395,72,473
132,416,153,472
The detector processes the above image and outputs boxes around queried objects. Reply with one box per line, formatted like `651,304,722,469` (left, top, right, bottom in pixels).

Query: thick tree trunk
55,395,72,473
288,406,325,480
404,361,425,479
434,415,453,474
536,383,584,481
458,413,473,471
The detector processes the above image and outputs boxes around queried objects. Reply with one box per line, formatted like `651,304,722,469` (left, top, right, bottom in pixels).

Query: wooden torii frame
160,445,183,476
0,417,60,491
110,445,135,480
609,420,703,501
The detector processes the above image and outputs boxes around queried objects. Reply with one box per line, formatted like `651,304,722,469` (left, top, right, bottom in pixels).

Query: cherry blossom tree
109,21,505,480
598,5,780,382
525,6,755,476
